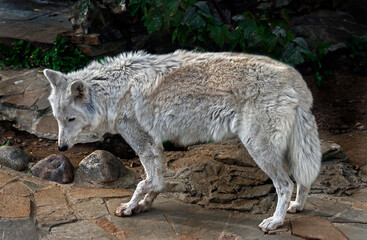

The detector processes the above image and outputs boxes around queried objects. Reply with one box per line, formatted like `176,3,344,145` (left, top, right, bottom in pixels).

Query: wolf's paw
115,201,152,217
115,203,133,217
258,216,284,232
287,201,303,213
133,201,152,214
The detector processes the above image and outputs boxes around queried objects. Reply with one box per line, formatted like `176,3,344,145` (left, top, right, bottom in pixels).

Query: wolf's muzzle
58,145,68,151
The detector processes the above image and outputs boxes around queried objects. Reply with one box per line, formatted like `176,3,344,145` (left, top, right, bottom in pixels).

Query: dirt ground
0,73,366,169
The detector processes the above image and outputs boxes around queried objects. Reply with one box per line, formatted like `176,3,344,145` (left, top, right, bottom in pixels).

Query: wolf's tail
288,106,321,187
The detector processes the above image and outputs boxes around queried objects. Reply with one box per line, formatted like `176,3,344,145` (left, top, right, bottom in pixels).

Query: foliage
129,0,233,49
347,35,367,74
307,42,332,86
0,141,10,146
0,35,89,72
128,0,329,72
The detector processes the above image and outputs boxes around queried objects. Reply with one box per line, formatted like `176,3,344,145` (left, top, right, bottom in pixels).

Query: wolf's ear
70,80,89,101
44,69,64,88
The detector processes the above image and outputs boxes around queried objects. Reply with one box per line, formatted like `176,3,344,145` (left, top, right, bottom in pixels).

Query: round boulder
31,154,74,184
0,146,30,171
79,150,126,184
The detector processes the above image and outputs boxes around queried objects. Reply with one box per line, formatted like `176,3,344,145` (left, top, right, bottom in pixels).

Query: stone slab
22,179,48,192
0,193,31,218
73,198,109,220
0,219,39,240
26,76,49,92
34,186,67,207
110,213,178,240
35,115,58,136
0,68,30,81
35,92,51,111
68,187,132,202
226,216,298,240
334,223,367,240
35,204,76,230
0,8,43,21
44,220,116,240
0,19,71,44
332,207,367,224
0,171,16,188
352,201,367,210
3,88,46,109
0,69,40,96
1,181,32,197
307,196,352,217
106,196,298,240
95,218,127,239
291,217,348,240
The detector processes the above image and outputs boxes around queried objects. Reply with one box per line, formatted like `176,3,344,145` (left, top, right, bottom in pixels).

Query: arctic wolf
44,50,321,232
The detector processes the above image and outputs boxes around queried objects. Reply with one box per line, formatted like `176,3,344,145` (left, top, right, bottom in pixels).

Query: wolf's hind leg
287,184,310,213
239,123,293,232
115,119,164,217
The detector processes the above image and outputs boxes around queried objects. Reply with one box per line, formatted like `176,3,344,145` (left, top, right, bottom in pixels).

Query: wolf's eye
68,118,75,122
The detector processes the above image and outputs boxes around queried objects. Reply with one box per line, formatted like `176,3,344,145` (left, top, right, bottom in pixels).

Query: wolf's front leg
115,118,164,217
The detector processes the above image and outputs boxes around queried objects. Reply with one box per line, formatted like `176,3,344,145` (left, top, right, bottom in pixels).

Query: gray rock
321,140,348,162
164,139,273,213
163,138,367,213
0,146,30,171
31,154,74,184
79,150,127,184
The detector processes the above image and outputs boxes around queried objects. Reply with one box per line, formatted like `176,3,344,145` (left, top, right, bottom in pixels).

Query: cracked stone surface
291,217,348,240
0,0,73,44
162,138,367,214
0,163,366,239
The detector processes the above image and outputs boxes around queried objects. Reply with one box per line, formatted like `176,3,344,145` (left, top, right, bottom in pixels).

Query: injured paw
258,216,284,232
287,201,303,213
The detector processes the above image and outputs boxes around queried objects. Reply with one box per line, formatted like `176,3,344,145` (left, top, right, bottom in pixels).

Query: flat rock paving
0,166,366,240
0,0,73,44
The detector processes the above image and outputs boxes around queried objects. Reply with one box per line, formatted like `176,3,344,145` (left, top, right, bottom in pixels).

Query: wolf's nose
58,145,68,151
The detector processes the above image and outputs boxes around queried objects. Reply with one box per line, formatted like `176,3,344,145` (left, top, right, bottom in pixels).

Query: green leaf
281,42,305,65
172,27,179,43
293,37,308,50
177,26,190,46
167,0,180,14
144,14,164,34
301,49,316,62
281,8,289,24
197,33,207,43
172,8,184,26
315,71,323,87
208,24,231,49
186,13,206,30
24,43,31,55
181,5,196,25
60,37,67,45
317,43,331,56
194,1,210,13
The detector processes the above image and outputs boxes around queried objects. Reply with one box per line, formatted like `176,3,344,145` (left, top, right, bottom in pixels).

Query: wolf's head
44,69,95,151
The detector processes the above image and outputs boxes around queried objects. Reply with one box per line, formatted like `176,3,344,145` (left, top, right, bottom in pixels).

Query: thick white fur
44,50,321,232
